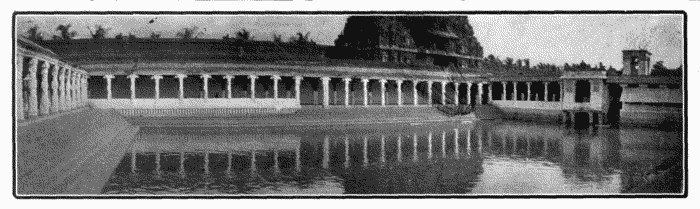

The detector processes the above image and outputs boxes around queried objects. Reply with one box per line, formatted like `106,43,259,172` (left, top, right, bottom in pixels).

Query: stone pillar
294,76,303,102
513,81,519,101
413,81,419,106
225,75,234,99
397,79,403,106
562,111,568,124
441,131,446,158
363,136,369,167
272,75,281,99
526,82,532,101
477,82,484,105
544,82,550,102
202,74,211,99
428,131,433,159
69,71,75,109
63,68,70,111
427,81,433,106
248,75,257,99
152,75,163,99
466,82,472,105
501,82,507,100
57,67,65,112
379,79,387,106
344,135,350,169
176,74,187,100
83,73,88,106
322,76,331,108
556,82,561,101
16,56,25,119
128,74,138,101
454,129,460,158
323,136,329,169
589,112,594,124
50,64,59,113
487,82,493,103
440,81,447,105
39,61,50,115
105,75,114,99
454,82,460,105
343,77,351,107
362,78,369,107
397,134,402,162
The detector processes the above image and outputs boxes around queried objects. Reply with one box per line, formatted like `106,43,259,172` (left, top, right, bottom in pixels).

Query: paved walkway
127,106,477,127
16,109,139,195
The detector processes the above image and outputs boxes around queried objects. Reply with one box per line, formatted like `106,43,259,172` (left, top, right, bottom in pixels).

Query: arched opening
575,80,591,103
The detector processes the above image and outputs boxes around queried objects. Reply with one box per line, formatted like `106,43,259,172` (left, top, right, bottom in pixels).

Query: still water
101,120,682,195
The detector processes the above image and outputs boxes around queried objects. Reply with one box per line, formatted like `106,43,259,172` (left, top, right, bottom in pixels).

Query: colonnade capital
127,74,139,79
294,76,303,81
272,75,282,80
151,75,163,80
223,74,235,79
201,74,212,79
176,74,188,79
361,78,369,83
526,82,532,86
379,79,387,83
343,77,352,82
321,76,331,81
441,80,447,85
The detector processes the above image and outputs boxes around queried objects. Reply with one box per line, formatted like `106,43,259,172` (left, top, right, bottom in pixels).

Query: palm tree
25,25,44,41
53,24,78,40
88,25,111,39
235,29,252,41
176,26,202,40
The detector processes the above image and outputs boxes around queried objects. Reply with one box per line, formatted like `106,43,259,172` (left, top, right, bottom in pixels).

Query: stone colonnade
100,73,493,107
16,53,89,120
494,81,562,102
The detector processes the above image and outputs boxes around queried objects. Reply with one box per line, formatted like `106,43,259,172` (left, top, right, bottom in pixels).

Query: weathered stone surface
16,108,138,195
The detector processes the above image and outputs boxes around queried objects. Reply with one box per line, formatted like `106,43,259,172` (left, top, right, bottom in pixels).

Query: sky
15,14,684,69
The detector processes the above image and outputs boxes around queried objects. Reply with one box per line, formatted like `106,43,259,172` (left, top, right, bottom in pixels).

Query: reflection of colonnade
16,45,89,121
125,124,622,178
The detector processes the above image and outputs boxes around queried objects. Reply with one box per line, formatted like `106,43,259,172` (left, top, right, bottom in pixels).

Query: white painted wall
620,88,682,103
89,98,300,109
492,100,562,110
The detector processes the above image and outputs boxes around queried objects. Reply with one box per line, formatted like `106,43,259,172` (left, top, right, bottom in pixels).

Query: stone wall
491,101,562,122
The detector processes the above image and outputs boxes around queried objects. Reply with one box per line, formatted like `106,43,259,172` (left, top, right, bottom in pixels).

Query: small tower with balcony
622,50,652,76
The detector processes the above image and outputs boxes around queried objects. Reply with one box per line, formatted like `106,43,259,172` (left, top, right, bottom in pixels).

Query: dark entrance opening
575,80,590,103
573,112,590,128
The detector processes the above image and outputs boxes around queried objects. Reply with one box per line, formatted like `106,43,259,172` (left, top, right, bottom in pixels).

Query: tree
290,31,315,45
222,34,231,40
515,59,523,70
176,26,202,40
652,61,667,72
25,25,44,41
235,28,253,41
504,57,514,70
53,24,78,40
88,25,111,39
272,33,283,43
149,32,161,39
523,58,530,70
114,33,125,40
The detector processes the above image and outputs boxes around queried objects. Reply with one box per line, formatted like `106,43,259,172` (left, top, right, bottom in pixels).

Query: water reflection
102,121,682,195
